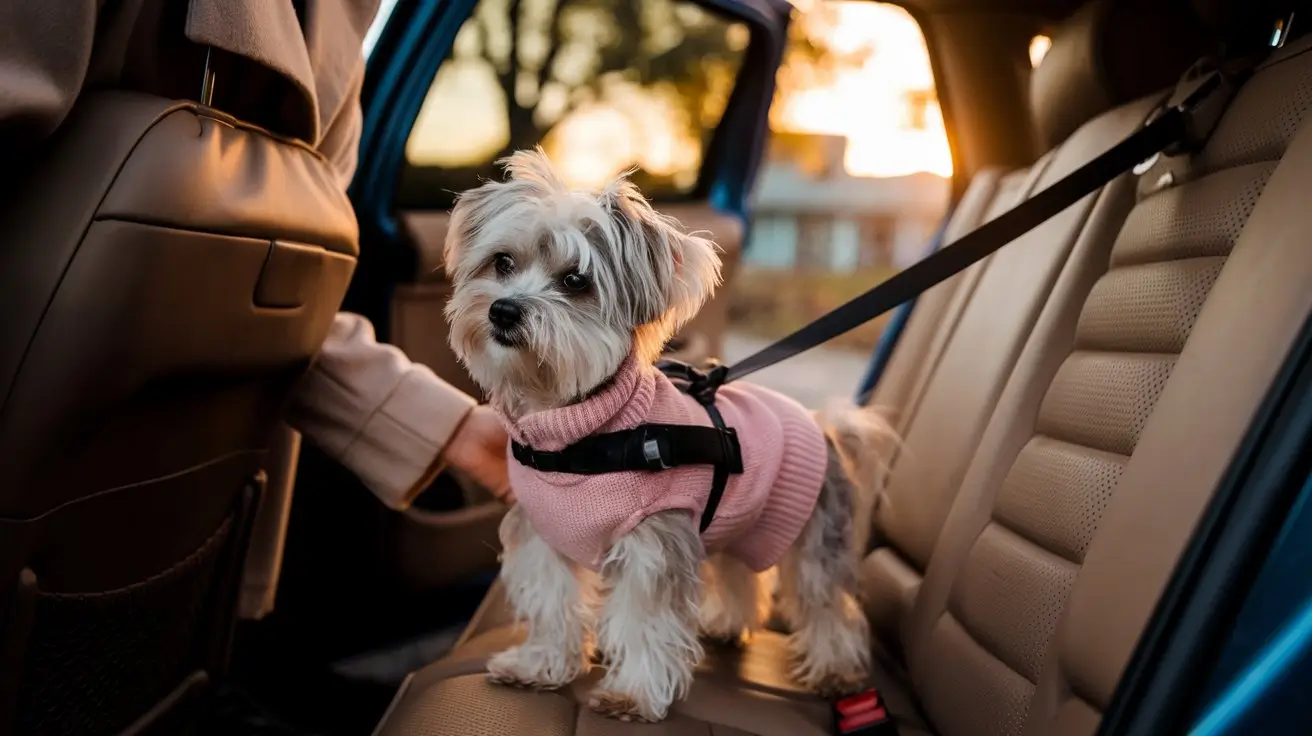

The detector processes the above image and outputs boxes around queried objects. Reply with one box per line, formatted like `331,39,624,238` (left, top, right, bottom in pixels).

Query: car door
341,0,794,591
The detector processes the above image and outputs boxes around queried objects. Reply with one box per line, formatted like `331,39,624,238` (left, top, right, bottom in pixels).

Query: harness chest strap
510,361,743,533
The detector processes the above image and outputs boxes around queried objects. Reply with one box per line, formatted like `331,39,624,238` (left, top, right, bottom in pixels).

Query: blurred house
747,132,950,271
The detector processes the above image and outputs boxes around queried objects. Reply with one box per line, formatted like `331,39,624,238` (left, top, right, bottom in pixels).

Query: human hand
445,405,515,504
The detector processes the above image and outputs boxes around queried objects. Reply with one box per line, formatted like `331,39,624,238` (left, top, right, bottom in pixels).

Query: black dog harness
511,360,743,533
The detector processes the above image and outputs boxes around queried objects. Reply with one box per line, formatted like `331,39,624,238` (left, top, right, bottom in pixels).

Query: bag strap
721,67,1235,387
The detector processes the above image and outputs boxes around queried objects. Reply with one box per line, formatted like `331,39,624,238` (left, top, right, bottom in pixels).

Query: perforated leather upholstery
902,34,1312,736
373,7,1312,736
1028,37,1312,733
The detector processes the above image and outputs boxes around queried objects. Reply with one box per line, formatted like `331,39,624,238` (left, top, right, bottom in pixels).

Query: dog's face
444,149,722,416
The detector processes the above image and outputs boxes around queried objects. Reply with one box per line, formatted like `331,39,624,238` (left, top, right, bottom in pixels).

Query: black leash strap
722,73,1222,386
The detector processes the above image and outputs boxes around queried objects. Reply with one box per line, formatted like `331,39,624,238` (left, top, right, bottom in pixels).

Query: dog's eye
493,253,515,276
561,271,589,293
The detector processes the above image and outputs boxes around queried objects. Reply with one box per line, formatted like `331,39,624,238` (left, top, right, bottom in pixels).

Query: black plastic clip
657,359,729,406
689,363,729,406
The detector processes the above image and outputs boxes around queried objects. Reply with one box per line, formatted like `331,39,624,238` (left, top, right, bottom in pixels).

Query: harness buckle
640,430,672,471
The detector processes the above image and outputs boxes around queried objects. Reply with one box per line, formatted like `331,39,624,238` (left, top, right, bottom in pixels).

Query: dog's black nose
488,299,523,329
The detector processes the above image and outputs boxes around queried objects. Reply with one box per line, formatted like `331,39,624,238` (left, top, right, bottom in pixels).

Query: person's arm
0,1,97,149
286,312,510,509
300,36,512,508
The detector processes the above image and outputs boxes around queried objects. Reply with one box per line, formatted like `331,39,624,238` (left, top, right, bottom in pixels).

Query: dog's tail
817,401,900,556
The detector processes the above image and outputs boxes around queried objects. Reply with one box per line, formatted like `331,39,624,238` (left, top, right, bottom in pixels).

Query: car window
398,0,752,209
725,1,953,407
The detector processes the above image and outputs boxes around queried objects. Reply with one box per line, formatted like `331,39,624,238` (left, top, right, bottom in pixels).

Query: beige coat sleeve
286,313,477,509
289,24,480,509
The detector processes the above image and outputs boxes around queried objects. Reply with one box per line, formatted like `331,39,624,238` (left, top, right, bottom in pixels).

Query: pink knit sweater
500,354,829,572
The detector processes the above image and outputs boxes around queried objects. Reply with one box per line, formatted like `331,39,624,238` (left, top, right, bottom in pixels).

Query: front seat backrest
0,86,357,733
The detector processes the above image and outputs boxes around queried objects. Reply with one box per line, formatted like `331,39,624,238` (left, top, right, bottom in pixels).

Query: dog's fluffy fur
445,149,895,723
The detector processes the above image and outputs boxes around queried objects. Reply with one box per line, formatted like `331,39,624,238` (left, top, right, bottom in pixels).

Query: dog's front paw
587,689,666,723
486,644,585,690
585,652,688,723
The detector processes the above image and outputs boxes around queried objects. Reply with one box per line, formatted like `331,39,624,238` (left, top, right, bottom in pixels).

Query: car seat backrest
0,88,356,732
1027,33,1312,734
852,165,1010,555
860,0,1210,654
903,26,1312,736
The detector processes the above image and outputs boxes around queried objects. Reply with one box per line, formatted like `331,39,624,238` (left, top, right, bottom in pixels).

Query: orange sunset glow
406,0,966,186
773,1,952,178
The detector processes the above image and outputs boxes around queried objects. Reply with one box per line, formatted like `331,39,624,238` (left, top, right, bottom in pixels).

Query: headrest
1030,0,1214,149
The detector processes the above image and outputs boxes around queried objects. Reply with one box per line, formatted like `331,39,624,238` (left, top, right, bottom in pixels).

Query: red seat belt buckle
833,688,897,735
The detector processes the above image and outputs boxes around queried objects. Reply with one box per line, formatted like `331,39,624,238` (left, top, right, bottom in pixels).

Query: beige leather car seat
860,98,1176,654
0,70,356,736
938,30,1312,735
859,0,1224,656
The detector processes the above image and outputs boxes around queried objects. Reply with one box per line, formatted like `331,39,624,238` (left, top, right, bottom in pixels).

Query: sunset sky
772,1,950,178
387,1,1052,185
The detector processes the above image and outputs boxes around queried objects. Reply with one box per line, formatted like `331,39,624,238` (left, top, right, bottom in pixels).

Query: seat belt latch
833,688,897,735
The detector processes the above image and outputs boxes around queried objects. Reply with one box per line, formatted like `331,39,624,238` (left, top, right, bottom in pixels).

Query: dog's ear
655,219,722,330
602,180,722,329
444,182,496,279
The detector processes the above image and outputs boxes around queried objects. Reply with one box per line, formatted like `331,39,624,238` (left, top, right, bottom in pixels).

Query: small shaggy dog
444,149,894,723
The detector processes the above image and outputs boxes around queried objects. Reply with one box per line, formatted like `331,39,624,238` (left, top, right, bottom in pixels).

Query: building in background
747,132,950,272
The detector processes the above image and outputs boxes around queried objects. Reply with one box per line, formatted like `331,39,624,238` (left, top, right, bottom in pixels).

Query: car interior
1,0,1310,733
